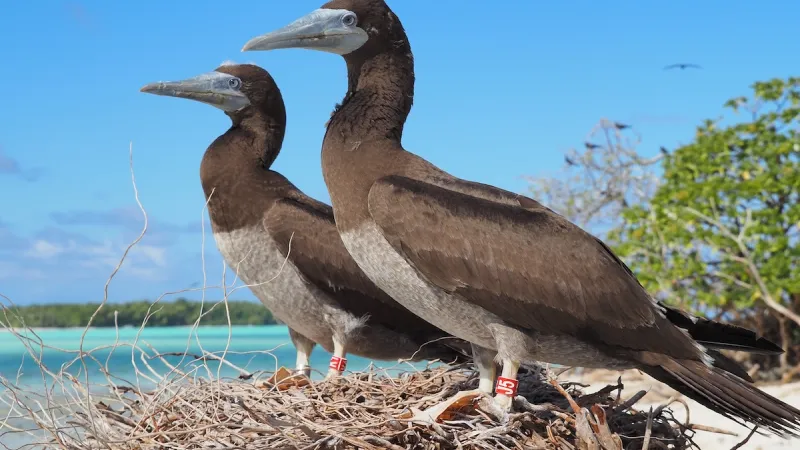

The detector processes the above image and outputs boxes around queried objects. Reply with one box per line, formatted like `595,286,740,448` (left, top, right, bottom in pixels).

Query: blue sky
0,1,798,305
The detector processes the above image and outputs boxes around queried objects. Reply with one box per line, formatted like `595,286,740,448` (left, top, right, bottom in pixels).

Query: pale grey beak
140,71,250,112
241,8,368,55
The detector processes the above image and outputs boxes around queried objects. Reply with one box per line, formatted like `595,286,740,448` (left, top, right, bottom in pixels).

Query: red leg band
329,356,347,372
495,376,519,397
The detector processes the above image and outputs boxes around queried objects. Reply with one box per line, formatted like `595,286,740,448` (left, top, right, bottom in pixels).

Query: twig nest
41,366,693,449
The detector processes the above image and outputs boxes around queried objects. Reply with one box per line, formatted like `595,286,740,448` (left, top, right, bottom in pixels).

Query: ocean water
0,325,419,449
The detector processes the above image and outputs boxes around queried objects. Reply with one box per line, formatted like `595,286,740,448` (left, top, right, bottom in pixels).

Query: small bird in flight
664,63,702,70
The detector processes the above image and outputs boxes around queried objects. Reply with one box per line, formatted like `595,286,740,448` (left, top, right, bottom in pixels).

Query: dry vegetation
1,353,703,450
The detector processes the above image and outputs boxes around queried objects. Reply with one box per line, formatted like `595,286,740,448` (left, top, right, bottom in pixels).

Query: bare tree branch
526,118,664,232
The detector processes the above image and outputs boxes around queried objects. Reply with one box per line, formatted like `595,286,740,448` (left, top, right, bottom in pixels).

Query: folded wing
264,194,452,336
367,175,702,361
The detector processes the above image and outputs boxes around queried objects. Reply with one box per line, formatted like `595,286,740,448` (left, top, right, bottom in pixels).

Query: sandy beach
576,369,800,449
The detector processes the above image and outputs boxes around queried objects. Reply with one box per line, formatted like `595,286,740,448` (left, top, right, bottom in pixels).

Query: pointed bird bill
139,71,250,112
241,9,368,55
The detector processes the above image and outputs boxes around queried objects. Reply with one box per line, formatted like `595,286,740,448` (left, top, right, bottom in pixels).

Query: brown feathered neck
229,106,287,170
326,39,415,145
200,108,292,232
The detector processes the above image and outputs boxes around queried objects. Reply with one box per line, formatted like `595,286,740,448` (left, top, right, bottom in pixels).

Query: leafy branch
679,205,800,326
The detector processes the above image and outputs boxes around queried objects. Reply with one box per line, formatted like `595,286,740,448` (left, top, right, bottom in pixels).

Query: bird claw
476,394,514,422
293,367,311,378
324,369,342,380
494,393,514,411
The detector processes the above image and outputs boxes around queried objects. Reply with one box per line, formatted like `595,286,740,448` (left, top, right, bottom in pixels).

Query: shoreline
0,323,284,332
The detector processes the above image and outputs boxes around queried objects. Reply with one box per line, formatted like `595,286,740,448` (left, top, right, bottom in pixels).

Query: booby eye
342,13,357,27
228,78,241,89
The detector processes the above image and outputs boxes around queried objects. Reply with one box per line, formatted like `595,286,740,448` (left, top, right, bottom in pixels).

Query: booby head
140,63,285,125
241,0,405,59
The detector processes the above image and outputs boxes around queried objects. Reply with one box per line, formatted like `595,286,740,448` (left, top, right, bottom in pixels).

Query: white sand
572,369,800,449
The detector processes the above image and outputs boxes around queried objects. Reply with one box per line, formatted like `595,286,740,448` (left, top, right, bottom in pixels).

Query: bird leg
493,359,520,411
408,345,497,423
293,342,314,377
325,337,348,379
288,328,315,377
471,344,497,394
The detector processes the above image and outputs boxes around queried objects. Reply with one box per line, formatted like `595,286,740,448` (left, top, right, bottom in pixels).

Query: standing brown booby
140,63,468,379
241,0,800,435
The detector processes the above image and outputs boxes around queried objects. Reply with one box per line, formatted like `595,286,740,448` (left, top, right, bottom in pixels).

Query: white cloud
20,237,169,281
0,211,215,302
0,261,45,280
24,240,68,259
125,266,164,281
134,245,167,267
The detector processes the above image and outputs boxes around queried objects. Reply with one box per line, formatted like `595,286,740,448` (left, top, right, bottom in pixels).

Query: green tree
610,77,800,369
1,298,277,328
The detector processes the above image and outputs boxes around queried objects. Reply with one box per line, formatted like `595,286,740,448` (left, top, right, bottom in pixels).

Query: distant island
1,298,277,328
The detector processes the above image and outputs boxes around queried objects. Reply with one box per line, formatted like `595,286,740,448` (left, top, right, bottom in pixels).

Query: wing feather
367,175,701,360
263,193,449,336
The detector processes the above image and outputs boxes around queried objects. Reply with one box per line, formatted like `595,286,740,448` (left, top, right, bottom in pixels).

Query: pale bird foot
493,393,514,411
294,368,311,378
474,393,514,422
468,396,511,423
324,369,343,380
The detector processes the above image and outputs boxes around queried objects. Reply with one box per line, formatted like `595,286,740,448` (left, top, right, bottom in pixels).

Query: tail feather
425,338,473,365
706,348,754,382
443,343,473,365
641,357,800,437
660,302,783,354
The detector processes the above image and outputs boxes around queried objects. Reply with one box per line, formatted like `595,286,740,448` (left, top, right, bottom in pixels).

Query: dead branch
526,118,664,231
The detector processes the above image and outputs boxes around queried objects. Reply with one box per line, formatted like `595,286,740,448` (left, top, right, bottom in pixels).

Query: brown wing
423,175,785,354
429,176,649,284
263,191,449,338
367,174,702,360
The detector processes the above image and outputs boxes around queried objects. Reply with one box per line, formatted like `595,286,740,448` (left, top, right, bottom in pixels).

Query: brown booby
140,63,469,379
241,0,800,435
